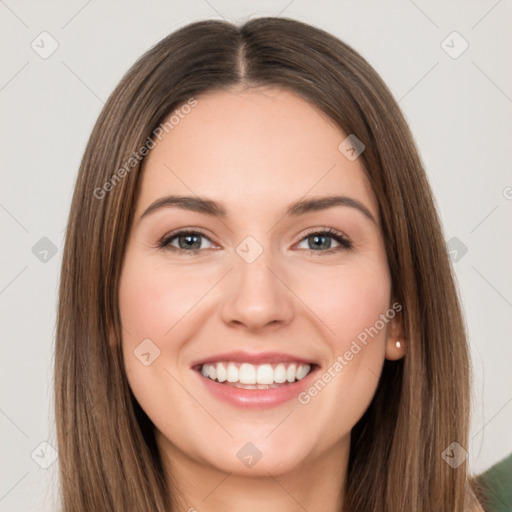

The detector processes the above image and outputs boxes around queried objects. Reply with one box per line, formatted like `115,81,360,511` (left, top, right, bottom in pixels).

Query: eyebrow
139,194,377,224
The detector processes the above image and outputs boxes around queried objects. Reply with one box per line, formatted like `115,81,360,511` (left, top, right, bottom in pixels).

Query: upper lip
190,350,317,369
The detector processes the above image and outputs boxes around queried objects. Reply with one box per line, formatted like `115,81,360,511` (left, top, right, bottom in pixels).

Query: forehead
137,86,378,220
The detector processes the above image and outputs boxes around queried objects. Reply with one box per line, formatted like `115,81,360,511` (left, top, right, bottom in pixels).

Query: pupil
310,235,330,250
177,234,332,251
181,234,200,250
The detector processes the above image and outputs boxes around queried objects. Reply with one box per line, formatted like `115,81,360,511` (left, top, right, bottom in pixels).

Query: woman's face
119,86,403,478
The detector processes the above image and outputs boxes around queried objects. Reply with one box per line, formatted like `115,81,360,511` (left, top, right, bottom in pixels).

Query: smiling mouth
196,361,315,389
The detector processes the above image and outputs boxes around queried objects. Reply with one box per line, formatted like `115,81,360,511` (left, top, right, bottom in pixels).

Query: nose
220,247,295,333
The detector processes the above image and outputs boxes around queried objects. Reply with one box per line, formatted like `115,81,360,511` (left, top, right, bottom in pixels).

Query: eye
157,227,352,255
158,230,216,254
295,228,352,254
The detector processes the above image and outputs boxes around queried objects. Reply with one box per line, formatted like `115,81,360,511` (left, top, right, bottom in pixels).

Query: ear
384,301,407,361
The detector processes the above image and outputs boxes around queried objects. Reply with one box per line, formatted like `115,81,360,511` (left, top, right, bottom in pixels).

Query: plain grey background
1,0,511,510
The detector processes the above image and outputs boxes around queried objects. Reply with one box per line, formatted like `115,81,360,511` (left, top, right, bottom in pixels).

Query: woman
55,17,484,511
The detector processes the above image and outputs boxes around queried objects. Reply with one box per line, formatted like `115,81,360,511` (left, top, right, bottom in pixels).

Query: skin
118,85,405,512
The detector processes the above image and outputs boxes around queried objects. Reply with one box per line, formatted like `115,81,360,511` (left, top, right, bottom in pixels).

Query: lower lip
194,367,318,409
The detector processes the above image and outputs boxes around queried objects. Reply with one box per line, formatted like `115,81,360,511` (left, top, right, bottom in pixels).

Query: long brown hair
55,17,472,511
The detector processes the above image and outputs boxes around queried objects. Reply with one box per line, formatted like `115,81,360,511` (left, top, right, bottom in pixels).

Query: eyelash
157,227,353,256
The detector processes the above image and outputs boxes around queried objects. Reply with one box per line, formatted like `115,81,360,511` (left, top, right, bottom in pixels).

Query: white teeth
216,362,227,383
200,362,312,385
256,364,274,385
239,363,256,384
286,364,297,383
274,364,287,383
227,362,238,383
296,364,309,380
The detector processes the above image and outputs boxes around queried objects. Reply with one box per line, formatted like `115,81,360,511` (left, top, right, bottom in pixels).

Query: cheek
291,258,392,437
119,255,210,340
294,258,392,345
118,255,193,429
118,253,222,417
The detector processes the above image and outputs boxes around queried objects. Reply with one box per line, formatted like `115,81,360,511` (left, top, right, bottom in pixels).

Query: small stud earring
396,340,401,349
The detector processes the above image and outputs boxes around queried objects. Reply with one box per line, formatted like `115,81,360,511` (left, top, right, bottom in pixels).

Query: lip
190,350,317,369
192,352,320,409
